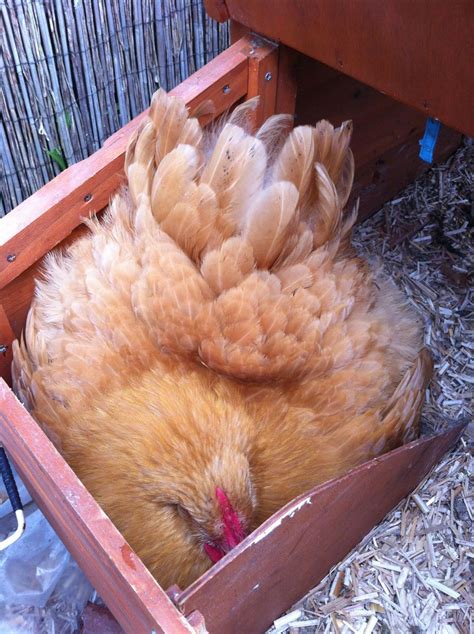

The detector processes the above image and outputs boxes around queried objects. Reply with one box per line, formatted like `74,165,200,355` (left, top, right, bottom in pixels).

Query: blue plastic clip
419,118,441,164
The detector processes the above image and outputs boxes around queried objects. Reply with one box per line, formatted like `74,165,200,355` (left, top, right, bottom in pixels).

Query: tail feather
201,123,267,237
312,163,341,248
273,224,314,269
272,125,315,213
125,121,156,203
336,148,354,208
150,145,200,223
126,94,360,379
149,89,202,164
379,349,433,447
126,89,203,196
225,97,260,132
337,199,359,258
16,89,421,390
161,184,220,260
313,120,352,189
256,113,293,160
244,181,299,268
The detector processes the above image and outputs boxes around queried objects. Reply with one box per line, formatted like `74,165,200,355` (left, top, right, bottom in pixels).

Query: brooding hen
12,90,431,589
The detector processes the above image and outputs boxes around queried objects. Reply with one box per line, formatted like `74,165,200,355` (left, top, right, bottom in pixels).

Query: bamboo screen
0,0,229,215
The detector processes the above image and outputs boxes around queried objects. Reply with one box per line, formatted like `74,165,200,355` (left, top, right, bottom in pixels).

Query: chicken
12,89,432,589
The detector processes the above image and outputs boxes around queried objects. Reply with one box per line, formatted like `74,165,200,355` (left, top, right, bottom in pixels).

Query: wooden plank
0,224,91,351
0,37,253,290
245,37,279,129
350,123,462,222
80,603,125,634
0,306,15,384
204,0,229,22
229,20,249,44
230,22,297,124
206,0,474,137
0,380,197,634
275,46,298,118
0,265,36,346
177,423,466,633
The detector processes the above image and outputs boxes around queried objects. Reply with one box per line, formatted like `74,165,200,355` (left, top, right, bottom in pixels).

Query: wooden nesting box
0,2,471,632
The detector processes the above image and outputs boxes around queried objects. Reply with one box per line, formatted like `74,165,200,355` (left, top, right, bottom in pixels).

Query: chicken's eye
169,503,192,523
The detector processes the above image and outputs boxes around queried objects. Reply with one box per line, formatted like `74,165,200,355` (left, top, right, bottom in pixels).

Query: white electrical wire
0,509,25,550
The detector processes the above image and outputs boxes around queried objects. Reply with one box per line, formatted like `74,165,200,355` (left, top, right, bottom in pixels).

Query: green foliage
46,147,68,171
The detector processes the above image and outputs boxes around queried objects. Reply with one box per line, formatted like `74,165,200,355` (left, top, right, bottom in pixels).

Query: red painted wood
204,0,230,22
80,603,125,634
245,37,279,129
208,0,474,137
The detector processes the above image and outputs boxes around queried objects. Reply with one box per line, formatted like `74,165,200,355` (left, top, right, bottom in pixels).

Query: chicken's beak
204,542,226,563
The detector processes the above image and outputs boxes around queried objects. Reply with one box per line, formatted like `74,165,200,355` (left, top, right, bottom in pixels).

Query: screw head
222,84,231,94
6,254,16,262
264,72,272,81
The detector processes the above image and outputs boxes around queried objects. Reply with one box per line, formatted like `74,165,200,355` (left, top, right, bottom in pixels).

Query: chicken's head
71,366,258,588
161,425,256,569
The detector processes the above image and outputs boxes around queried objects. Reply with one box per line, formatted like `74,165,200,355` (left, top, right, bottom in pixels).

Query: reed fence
0,0,229,215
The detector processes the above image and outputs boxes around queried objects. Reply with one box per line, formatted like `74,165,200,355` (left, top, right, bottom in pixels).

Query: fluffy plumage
12,89,431,589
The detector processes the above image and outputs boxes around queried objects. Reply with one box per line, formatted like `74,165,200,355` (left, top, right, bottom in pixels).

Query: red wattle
204,542,225,563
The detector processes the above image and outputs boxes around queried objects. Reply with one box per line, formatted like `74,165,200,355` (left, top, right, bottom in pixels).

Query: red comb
215,487,245,549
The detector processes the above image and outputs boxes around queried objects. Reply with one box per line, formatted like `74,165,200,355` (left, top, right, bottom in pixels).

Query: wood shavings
425,579,461,599
288,619,321,628
412,494,431,514
273,609,303,631
268,141,473,633
362,615,378,634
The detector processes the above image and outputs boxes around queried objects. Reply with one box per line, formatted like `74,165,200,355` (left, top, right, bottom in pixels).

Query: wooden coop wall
212,0,474,137
292,54,463,221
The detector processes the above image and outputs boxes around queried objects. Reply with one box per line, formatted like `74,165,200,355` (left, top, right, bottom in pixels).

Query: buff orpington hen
12,89,432,589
